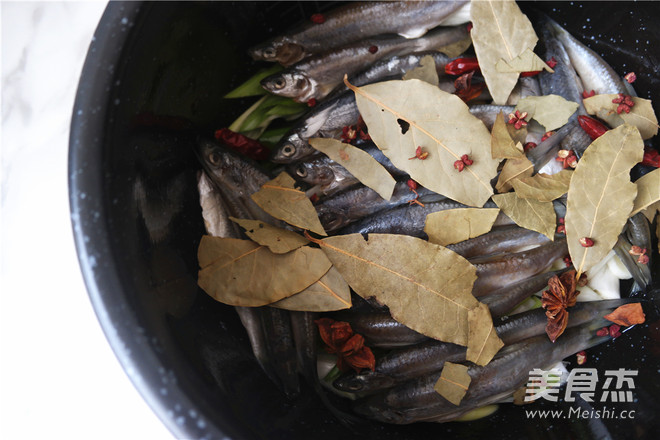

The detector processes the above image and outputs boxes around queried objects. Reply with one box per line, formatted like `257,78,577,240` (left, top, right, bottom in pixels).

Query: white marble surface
1,2,172,438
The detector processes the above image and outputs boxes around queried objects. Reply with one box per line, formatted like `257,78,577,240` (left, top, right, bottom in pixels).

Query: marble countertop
1,2,172,438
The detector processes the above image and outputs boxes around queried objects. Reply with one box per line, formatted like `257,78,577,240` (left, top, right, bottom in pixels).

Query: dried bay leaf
515,95,579,132
251,171,327,235
493,192,556,239
309,138,396,200
491,112,524,159
270,267,351,312
511,170,573,202
566,125,644,277
346,78,498,207
470,0,538,104
495,48,554,74
583,94,659,140
311,233,503,365
197,236,331,306
229,217,308,254
466,303,504,365
402,54,440,86
425,208,500,246
630,168,660,217
495,155,534,193
434,362,471,406
438,34,473,59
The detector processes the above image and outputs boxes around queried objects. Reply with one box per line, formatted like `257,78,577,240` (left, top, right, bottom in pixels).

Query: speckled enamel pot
70,2,660,439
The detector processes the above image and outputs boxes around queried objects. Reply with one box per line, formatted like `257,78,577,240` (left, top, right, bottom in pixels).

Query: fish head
261,71,314,102
333,372,395,392
197,138,269,197
272,131,314,163
248,39,306,65
289,160,334,186
317,208,349,232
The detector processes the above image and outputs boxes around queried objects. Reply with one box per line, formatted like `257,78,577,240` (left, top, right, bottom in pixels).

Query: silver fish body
472,239,568,297
316,181,445,232
469,105,516,131
446,225,550,260
261,26,469,102
337,199,469,238
548,18,627,95
353,322,611,424
336,311,429,348
249,1,469,65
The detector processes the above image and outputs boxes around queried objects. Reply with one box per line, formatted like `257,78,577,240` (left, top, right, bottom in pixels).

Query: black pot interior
70,2,660,439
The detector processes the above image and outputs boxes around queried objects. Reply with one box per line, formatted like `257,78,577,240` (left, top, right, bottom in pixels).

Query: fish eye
274,78,286,89
282,144,296,157
296,165,308,178
208,151,221,165
264,48,276,58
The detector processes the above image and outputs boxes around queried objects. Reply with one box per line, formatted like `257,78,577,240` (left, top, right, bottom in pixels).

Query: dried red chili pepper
612,93,635,114
454,71,485,102
315,318,375,373
214,128,270,161
578,115,609,141
445,57,480,76
641,147,660,168
310,13,325,24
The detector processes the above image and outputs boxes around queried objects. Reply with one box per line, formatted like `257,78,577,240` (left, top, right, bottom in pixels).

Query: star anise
542,270,581,342
315,318,375,373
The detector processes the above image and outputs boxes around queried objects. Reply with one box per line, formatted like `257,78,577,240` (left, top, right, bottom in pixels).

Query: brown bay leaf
583,94,659,140
309,138,396,200
270,266,351,312
402,54,440,86
491,111,524,159
197,236,331,306
603,303,645,326
493,192,556,239
315,233,478,346
425,208,500,246
630,168,660,217
346,78,498,207
510,170,573,202
466,303,504,365
251,171,327,235
229,217,308,253
434,362,471,406
495,48,554,74
515,95,579,132
495,155,534,193
470,0,538,104
565,125,644,277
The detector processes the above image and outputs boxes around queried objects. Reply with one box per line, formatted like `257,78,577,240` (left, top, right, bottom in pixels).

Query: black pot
69,2,660,439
